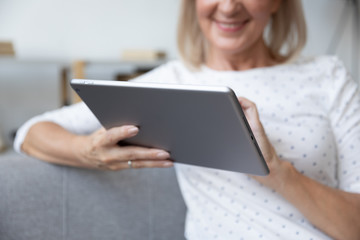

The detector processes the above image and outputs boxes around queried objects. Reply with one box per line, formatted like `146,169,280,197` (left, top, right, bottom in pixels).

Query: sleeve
13,102,101,155
327,56,360,193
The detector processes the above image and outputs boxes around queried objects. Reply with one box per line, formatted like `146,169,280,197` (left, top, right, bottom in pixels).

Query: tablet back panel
71,79,269,176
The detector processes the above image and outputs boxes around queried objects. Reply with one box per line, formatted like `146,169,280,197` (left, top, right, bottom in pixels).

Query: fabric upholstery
0,151,186,240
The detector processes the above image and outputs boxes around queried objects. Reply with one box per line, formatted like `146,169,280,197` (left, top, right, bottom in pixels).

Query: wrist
71,135,90,165
273,160,299,194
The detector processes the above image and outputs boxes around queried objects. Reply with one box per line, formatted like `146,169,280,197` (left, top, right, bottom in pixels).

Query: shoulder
278,55,351,85
304,55,354,86
289,55,346,74
131,60,192,84
295,55,358,110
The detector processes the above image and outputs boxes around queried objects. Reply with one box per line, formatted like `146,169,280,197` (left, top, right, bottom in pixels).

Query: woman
15,0,360,239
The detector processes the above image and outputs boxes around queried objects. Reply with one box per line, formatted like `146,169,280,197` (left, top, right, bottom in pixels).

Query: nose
217,0,242,17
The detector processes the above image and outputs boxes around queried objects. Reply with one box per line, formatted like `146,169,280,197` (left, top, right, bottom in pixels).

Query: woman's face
196,0,281,55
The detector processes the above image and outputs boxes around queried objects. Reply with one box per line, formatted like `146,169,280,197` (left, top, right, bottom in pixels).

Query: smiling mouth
215,20,250,32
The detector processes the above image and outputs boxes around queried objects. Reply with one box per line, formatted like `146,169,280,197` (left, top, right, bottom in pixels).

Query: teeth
218,22,242,29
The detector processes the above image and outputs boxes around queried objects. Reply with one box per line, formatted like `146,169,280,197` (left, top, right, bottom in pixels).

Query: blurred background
0,0,359,151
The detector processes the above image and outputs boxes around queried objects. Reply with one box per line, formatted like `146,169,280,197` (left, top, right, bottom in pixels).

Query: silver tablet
71,79,269,176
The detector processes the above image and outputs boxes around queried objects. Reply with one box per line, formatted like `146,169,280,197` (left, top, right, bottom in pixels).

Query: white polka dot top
14,56,360,240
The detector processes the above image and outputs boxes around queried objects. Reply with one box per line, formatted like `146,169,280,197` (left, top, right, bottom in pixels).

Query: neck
205,39,276,71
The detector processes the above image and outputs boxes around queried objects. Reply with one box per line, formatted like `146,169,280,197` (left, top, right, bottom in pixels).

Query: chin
210,34,261,55
212,42,247,54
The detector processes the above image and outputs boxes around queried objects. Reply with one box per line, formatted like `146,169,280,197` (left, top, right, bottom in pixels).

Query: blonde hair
177,0,307,69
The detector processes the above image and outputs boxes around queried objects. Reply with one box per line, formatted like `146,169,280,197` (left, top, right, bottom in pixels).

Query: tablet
71,79,269,176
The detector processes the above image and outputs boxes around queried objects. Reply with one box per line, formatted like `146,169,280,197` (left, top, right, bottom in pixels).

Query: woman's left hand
238,97,294,191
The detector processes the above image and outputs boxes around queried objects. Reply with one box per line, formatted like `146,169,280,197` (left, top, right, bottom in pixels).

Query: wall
0,0,180,61
302,0,360,80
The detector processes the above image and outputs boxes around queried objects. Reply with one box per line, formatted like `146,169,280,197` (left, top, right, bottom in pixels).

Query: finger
237,96,256,109
237,97,262,129
101,146,170,164
107,160,174,171
238,97,255,106
101,125,139,146
131,160,174,169
237,97,259,116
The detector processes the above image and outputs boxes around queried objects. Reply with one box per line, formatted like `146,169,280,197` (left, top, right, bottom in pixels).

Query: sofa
0,150,187,240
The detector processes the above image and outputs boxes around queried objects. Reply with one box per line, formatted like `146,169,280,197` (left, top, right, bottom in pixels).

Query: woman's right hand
75,125,173,170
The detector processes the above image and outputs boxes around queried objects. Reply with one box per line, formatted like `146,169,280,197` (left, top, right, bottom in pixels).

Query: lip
214,19,249,33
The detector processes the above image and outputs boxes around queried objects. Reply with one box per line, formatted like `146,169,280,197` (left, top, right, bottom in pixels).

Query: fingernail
157,152,170,159
127,127,138,135
163,161,173,167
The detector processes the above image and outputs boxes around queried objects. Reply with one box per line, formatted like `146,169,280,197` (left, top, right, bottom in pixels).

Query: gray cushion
0,152,186,240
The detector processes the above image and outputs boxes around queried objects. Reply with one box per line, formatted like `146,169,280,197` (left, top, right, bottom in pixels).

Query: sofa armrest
0,151,186,240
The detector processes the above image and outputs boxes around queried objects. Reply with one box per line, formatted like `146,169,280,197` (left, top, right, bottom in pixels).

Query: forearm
21,121,92,168
278,163,360,240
